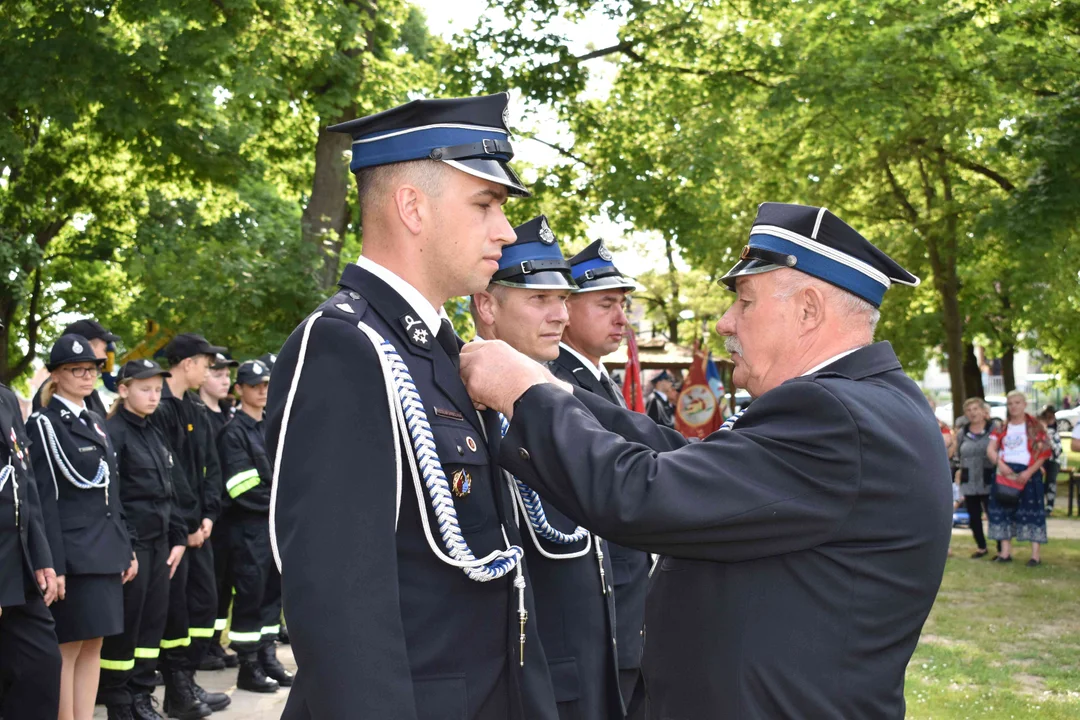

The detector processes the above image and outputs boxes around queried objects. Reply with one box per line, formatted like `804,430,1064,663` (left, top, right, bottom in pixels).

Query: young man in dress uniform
217,359,291,693
470,216,623,720
0,377,62,720
265,93,560,720
152,334,230,718
644,371,676,429
547,240,648,716
32,318,120,418
460,203,953,719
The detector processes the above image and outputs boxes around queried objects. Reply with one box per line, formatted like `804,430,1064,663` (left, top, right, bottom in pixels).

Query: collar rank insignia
452,469,472,497
399,313,432,350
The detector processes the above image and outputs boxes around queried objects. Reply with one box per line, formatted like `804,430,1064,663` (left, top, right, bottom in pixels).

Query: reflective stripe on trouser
100,540,170,704
225,511,276,653
158,546,191,671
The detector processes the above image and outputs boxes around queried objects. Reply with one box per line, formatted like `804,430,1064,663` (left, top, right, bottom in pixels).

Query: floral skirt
988,463,1048,544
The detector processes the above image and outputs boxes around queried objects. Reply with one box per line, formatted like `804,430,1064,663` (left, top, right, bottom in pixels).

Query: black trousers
620,668,645,720
212,515,234,643
965,495,990,550
224,512,279,654
0,577,62,720
100,539,170,705
158,539,218,673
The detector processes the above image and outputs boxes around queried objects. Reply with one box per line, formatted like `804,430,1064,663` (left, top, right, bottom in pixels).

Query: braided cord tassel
380,340,521,582
36,415,110,502
719,409,745,432
499,414,588,545
0,463,17,526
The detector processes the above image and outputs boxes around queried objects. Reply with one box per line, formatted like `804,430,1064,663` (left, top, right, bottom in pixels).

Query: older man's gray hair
771,268,881,337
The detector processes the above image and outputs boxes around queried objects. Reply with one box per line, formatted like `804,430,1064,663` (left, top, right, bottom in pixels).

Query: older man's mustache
724,336,744,357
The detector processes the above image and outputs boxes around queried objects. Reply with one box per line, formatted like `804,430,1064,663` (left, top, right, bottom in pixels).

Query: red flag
675,347,723,439
621,326,645,412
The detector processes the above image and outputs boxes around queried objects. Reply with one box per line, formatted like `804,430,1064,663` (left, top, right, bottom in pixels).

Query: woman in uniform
27,334,136,720
99,359,189,720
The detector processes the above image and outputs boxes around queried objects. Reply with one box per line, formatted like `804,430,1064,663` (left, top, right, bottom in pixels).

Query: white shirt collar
802,346,864,376
560,342,607,381
55,394,88,421
355,255,442,335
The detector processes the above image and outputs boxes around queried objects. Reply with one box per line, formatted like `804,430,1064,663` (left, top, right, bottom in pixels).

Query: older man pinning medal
265,94,559,720
460,203,952,719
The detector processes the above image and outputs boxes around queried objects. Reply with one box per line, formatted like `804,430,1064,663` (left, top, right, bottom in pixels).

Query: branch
7,265,45,379
516,132,593,169
942,151,1016,192
881,159,920,224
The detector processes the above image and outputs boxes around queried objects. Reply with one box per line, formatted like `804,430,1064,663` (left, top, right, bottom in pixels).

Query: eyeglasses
64,366,100,379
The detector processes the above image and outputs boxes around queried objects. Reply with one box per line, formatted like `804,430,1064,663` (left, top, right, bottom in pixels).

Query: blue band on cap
749,233,887,306
571,257,617,281
352,126,511,172
498,240,567,272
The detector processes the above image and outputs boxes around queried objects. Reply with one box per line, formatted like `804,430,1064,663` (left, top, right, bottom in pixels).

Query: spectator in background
926,395,956,459
1063,395,1072,410
987,390,1051,567
955,398,996,558
646,370,677,429
1039,405,1063,516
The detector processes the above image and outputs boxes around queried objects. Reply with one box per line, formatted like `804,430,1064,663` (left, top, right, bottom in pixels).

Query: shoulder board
319,289,371,321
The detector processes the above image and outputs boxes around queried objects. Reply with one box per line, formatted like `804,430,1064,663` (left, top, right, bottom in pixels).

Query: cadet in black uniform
548,241,647,717
460,203,952,720
27,335,136,720
0,377,62,720
470,216,623,720
99,360,190,720
217,359,291,692
644,371,676,430
198,353,238,672
151,334,229,719
266,94,560,720
32,319,120,419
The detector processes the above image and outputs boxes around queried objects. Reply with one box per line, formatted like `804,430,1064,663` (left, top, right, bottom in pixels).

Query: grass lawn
905,534,1080,718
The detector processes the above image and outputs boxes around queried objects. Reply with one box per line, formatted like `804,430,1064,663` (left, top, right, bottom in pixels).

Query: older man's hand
460,339,571,419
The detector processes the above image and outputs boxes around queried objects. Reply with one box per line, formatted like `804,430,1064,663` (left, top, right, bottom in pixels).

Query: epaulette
319,288,371,322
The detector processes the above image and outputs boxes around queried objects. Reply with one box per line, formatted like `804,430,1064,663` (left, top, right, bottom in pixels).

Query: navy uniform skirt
50,573,124,644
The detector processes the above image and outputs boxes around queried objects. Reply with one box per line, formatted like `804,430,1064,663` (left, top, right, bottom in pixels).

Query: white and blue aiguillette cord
0,462,17,525
34,414,110,503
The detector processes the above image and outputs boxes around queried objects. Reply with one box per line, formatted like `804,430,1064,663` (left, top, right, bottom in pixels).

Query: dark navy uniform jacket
550,347,650,678
508,343,952,719
266,263,558,720
0,385,53,607
27,397,131,577
108,407,187,550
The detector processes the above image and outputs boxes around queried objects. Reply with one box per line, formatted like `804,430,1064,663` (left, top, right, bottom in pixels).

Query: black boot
153,670,165,687
258,644,294,687
220,645,239,669
237,654,279,693
132,692,165,720
190,672,230,712
107,704,136,720
197,646,224,672
162,670,212,720
277,625,289,645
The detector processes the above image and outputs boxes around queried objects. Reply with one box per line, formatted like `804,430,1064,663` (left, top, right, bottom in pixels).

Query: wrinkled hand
36,568,58,606
459,339,568,419
166,545,186,579
200,518,214,540
122,554,139,584
187,531,205,549
56,575,66,601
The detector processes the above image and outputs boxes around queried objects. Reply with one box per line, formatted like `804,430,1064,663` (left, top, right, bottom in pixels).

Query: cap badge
502,103,511,131
72,340,84,354
143,359,154,367
452,469,473,497
253,363,264,375
740,244,751,260
598,244,613,262
538,219,556,245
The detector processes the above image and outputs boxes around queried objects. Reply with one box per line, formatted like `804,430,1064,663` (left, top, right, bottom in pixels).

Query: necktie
599,373,625,407
438,318,460,371
79,411,92,427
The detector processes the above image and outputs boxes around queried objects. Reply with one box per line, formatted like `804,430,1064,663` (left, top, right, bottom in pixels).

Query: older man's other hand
460,339,570,418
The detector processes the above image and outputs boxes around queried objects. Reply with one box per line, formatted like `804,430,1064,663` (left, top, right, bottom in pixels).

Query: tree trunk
302,114,355,292
962,341,984,400
664,236,680,345
1002,341,1016,393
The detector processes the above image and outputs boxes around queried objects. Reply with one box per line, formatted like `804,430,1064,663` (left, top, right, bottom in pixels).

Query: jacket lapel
341,264,485,436
49,397,107,449
556,347,608,397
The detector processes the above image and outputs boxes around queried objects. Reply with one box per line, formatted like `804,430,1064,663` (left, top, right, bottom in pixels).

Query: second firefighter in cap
266,93,559,719
470,215,624,719
217,360,292,692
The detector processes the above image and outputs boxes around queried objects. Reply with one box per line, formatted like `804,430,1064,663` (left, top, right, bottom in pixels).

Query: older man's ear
798,284,828,335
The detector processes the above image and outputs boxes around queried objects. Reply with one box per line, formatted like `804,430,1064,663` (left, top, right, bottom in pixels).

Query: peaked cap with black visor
489,215,575,290
328,93,530,198
721,203,920,308
568,240,638,294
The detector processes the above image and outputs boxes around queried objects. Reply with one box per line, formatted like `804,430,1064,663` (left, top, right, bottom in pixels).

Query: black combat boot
258,644,294,687
190,672,230,712
106,704,135,720
162,670,212,720
237,654,279,693
132,692,164,720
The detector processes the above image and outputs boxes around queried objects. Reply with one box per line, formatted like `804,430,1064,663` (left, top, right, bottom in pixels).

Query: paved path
953,516,1080,540
93,646,294,719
